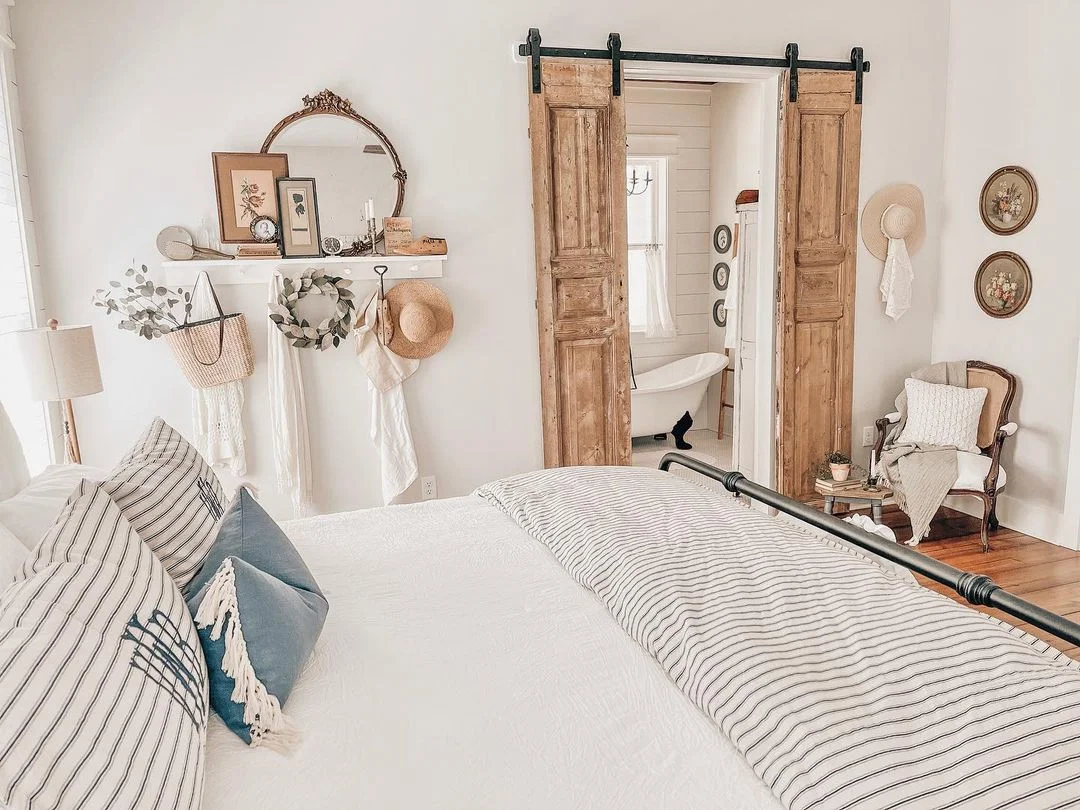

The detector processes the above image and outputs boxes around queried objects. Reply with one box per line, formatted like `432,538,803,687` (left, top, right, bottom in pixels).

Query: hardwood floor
850,504,1080,661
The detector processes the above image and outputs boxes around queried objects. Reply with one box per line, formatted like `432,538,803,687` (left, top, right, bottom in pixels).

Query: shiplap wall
626,82,711,389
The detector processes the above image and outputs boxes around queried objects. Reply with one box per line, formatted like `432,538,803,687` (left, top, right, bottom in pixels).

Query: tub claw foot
672,411,693,450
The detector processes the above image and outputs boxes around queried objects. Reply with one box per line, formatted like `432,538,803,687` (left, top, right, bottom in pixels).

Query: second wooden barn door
528,60,631,467
777,71,862,499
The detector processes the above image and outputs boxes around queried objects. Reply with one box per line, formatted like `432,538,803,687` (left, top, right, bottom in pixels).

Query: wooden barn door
528,60,631,467
777,72,862,499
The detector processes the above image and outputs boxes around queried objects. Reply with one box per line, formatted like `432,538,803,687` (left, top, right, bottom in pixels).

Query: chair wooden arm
871,412,901,472
983,423,1018,494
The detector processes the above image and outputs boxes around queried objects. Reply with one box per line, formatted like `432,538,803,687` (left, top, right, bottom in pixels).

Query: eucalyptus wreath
268,268,356,350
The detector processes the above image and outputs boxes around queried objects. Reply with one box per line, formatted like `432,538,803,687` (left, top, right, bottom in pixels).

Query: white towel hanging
355,289,420,504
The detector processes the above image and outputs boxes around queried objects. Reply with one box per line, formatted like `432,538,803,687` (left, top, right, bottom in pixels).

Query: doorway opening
625,68,781,490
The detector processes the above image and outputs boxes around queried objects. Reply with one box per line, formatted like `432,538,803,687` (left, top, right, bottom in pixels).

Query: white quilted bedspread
202,495,781,809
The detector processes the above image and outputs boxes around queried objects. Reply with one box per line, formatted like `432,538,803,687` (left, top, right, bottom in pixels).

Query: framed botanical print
979,166,1037,235
276,177,322,258
212,152,289,243
974,251,1031,318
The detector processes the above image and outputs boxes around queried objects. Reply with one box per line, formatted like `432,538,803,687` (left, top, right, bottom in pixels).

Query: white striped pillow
0,483,208,809
100,419,225,589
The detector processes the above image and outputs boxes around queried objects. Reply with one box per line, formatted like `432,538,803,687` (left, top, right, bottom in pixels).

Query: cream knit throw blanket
878,361,967,544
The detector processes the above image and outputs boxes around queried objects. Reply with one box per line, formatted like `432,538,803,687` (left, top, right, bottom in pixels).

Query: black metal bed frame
659,452,1080,649
519,29,869,102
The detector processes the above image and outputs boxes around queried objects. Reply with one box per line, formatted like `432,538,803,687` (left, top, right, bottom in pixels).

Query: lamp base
63,398,82,465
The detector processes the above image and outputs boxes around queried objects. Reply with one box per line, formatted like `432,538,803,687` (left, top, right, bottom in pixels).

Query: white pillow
0,464,109,549
0,522,26,589
897,378,988,452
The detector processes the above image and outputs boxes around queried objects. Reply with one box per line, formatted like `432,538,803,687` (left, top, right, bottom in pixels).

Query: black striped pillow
99,419,225,589
0,482,207,809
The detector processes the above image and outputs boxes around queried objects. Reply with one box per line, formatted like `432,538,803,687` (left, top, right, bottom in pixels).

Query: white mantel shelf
160,253,447,286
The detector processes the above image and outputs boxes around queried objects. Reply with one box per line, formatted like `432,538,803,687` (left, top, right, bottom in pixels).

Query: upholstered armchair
872,361,1018,551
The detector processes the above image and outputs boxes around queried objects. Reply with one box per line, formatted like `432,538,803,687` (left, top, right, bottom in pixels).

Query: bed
3,403,1080,809
199,460,1080,810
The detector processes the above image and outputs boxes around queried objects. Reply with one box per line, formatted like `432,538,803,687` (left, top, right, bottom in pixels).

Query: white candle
366,199,375,221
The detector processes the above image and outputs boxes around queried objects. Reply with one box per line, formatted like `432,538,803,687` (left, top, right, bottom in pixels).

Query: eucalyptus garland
268,268,356,350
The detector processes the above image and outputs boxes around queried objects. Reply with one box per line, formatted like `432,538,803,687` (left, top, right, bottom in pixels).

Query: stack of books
814,476,865,494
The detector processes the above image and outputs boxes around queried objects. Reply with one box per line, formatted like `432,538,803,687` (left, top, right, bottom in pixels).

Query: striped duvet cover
477,467,1080,810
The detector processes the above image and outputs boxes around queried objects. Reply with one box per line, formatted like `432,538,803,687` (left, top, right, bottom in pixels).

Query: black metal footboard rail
659,452,1080,649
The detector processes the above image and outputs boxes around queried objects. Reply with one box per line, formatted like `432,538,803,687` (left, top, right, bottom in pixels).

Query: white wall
12,0,950,518
626,81,712,419
933,0,1080,547
706,82,762,432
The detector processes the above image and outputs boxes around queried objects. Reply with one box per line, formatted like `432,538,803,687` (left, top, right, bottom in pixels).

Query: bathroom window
626,157,675,338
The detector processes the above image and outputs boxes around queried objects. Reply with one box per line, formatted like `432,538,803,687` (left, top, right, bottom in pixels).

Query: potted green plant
827,452,852,482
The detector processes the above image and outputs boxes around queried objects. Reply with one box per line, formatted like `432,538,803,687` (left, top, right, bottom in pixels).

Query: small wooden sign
383,217,413,253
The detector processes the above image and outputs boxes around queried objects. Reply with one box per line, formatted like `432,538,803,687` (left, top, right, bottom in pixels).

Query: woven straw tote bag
165,272,254,389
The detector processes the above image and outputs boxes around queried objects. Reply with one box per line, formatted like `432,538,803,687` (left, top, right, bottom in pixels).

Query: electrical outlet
420,476,437,501
861,426,876,447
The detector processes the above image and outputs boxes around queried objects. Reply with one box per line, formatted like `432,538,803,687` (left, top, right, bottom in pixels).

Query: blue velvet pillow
185,487,328,749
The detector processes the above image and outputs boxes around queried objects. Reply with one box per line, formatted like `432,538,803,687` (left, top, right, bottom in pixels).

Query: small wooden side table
814,482,892,525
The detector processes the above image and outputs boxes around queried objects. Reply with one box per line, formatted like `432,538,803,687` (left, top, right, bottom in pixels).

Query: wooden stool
814,482,892,525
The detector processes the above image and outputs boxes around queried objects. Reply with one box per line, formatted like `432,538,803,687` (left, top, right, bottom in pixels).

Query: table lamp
14,319,103,464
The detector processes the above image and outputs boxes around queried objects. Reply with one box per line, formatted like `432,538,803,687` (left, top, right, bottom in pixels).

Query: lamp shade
14,324,103,402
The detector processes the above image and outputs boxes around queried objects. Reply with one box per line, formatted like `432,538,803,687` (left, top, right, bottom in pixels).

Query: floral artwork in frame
212,152,290,243
979,166,1037,235
275,177,322,258
974,251,1031,318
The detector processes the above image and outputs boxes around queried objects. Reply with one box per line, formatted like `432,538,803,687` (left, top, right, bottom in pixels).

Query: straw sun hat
860,183,925,261
383,280,454,359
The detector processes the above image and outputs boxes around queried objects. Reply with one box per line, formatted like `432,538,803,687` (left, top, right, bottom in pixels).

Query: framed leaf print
276,177,322,258
212,152,290,243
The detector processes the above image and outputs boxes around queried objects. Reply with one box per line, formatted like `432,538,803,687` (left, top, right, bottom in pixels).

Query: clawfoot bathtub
631,352,729,438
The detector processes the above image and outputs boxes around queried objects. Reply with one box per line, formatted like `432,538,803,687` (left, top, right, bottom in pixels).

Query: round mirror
261,90,406,251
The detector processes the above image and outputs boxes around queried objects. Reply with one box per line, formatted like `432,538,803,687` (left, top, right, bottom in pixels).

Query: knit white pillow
897,377,988,452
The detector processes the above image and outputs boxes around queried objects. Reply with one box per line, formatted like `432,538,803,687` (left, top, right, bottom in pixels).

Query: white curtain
642,245,675,339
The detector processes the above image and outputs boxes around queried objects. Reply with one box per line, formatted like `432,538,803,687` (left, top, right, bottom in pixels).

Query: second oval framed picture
979,166,1037,235
974,251,1031,318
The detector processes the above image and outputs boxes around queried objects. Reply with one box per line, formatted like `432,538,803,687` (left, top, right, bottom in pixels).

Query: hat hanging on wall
383,280,454,359
860,183,925,260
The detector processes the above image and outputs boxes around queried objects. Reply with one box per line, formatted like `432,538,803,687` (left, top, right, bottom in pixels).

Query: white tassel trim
194,558,299,751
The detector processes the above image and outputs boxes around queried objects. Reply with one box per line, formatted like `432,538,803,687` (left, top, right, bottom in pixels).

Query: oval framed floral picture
974,251,1031,318
979,165,1037,235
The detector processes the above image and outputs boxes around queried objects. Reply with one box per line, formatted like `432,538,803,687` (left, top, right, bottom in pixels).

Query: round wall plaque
712,299,727,328
713,224,732,254
712,262,730,291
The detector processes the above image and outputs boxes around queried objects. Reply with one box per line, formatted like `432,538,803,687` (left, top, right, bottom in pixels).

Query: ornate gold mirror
261,89,406,250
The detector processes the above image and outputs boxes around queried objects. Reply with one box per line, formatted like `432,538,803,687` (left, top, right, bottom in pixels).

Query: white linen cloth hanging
189,281,246,477
723,257,740,351
355,288,420,505
267,273,314,516
879,207,914,321
642,245,676,339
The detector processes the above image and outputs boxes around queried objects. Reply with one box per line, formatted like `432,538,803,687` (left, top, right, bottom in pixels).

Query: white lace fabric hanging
189,282,247,478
